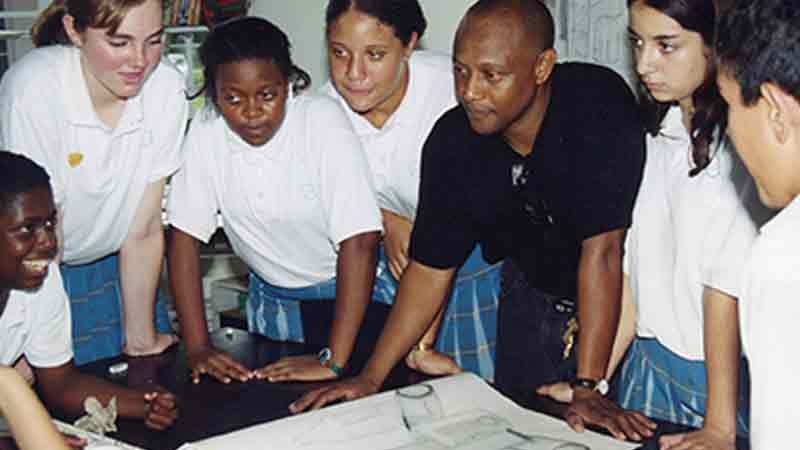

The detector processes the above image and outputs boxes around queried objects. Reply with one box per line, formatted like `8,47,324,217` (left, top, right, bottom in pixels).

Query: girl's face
215,58,289,147
629,1,710,105
65,0,164,103
327,8,416,126
0,187,57,292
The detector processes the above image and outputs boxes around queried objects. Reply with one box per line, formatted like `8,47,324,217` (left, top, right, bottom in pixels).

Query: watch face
317,347,332,364
596,379,610,396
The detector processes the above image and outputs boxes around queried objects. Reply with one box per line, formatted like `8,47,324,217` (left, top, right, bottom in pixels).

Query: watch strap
317,347,345,378
571,377,609,396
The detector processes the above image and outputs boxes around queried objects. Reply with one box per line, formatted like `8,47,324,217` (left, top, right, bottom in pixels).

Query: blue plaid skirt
246,245,502,380
618,337,750,435
60,254,173,365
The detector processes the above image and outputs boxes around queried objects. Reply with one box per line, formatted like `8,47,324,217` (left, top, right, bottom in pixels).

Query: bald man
293,0,652,440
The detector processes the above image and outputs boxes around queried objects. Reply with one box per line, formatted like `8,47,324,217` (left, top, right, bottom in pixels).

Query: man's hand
565,388,656,441
659,425,736,450
382,211,413,279
142,391,178,430
536,381,574,403
255,354,338,382
187,345,253,384
289,375,380,413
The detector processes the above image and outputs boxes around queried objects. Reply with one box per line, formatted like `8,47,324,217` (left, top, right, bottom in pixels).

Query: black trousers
494,260,577,399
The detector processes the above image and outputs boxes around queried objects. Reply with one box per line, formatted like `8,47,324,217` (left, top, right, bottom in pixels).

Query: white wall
250,0,634,89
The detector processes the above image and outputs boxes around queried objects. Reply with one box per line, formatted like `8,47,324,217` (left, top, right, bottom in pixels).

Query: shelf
164,25,209,34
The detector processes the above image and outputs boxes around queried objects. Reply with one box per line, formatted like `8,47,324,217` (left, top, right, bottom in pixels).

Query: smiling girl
0,0,188,364
167,17,383,384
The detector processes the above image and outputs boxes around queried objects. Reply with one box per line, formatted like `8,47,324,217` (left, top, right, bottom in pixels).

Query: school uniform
0,45,188,364
741,195,800,449
0,266,73,368
620,107,757,432
321,50,502,380
168,94,382,342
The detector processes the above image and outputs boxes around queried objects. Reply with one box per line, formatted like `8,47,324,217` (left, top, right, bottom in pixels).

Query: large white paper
178,373,637,450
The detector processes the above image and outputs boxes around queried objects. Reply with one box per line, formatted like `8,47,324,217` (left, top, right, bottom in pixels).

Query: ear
760,82,800,145
534,48,557,85
62,14,84,47
403,32,420,60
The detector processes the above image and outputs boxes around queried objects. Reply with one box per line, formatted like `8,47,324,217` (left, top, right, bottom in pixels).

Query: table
71,301,750,450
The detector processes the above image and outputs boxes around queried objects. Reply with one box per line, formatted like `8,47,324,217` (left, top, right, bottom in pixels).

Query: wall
250,0,634,89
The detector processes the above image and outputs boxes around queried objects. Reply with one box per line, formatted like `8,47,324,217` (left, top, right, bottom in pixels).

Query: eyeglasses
511,162,554,226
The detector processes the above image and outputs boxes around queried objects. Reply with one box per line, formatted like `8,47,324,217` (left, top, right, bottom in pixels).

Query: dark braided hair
196,16,311,109
325,0,427,46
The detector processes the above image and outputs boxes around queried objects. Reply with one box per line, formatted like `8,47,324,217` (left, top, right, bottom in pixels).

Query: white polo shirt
0,45,188,265
625,107,759,360
741,195,800,450
321,50,456,220
168,94,382,288
0,265,73,368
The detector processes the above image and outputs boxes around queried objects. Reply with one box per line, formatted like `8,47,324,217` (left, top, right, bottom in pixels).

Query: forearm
119,228,164,309
702,286,740,434
0,368,68,450
605,274,635,377
168,228,210,351
575,231,624,380
329,232,381,368
361,261,456,386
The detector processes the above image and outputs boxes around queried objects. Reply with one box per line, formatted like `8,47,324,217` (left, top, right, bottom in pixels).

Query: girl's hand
659,425,736,450
143,391,179,431
254,355,338,382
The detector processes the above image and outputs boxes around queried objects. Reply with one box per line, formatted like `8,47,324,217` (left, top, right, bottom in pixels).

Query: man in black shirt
293,0,652,440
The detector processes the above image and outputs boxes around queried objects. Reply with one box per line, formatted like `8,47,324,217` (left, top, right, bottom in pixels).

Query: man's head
0,152,57,293
453,0,557,140
716,0,800,208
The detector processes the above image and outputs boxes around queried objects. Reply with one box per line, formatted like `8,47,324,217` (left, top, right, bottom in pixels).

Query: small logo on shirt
68,152,83,168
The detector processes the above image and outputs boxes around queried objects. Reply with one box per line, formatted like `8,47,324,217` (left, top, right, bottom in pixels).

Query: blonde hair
31,0,151,47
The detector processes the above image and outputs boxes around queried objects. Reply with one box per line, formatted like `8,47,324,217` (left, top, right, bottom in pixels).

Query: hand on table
187,345,253,384
564,388,656,442
659,425,736,450
288,375,380,414
142,391,179,430
255,354,338,382
382,211,413,279
405,349,462,376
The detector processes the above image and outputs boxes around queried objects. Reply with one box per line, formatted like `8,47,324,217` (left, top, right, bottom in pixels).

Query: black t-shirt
409,62,645,299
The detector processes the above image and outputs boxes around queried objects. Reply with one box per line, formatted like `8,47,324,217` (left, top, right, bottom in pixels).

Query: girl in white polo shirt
541,0,767,445
311,0,503,382
168,17,383,383
0,0,187,364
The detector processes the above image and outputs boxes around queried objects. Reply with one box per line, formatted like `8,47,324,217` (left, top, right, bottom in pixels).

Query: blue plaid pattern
619,337,750,435
246,246,502,381
246,262,396,343
379,245,502,381
60,254,172,365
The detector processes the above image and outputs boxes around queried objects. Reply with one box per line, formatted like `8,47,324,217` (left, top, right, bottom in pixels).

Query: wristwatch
571,377,610,396
317,347,345,377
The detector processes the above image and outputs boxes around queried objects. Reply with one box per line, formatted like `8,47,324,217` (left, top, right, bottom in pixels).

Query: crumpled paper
74,396,117,435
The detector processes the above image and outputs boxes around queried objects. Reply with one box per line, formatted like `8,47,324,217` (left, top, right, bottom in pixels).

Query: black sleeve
409,108,479,269
569,67,645,241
